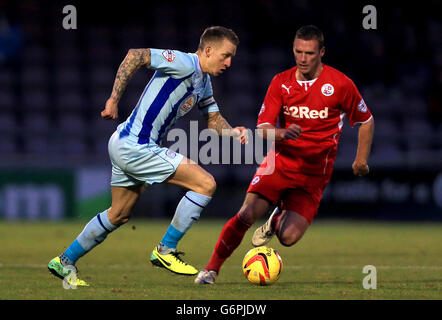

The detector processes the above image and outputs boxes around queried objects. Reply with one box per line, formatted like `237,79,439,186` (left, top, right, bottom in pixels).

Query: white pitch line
283,265,442,270
0,264,441,270
225,265,442,270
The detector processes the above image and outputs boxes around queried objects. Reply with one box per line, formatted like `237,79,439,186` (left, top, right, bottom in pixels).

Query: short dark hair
294,25,324,49
198,26,239,51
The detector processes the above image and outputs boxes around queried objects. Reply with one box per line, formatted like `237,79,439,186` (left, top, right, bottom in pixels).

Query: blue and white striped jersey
117,49,219,145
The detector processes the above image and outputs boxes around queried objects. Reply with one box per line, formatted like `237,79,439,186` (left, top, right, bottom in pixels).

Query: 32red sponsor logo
283,105,329,119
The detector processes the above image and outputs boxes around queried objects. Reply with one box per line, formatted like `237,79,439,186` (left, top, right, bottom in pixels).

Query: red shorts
247,155,330,223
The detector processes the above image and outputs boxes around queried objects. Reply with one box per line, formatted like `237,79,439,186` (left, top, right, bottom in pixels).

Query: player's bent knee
278,237,299,247
278,232,303,247
110,215,130,226
196,174,216,196
206,175,217,195
108,210,131,226
237,206,259,225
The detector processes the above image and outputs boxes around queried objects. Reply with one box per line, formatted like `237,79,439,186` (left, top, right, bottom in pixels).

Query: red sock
272,210,282,236
205,213,251,274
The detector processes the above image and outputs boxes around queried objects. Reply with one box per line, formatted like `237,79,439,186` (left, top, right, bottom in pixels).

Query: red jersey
257,64,372,176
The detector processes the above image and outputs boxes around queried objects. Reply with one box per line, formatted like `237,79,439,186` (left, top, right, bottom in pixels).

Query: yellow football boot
48,257,89,287
150,247,198,276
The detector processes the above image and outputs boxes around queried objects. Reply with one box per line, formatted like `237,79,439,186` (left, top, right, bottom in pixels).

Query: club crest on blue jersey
178,94,197,117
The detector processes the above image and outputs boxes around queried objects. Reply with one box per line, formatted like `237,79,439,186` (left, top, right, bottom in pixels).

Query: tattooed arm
206,111,232,134
206,112,248,144
101,49,151,120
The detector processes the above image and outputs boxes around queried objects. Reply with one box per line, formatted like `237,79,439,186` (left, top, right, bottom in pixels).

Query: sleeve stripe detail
198,101,216,110
257,122,273,127
199,96,215,107
353,115,373,125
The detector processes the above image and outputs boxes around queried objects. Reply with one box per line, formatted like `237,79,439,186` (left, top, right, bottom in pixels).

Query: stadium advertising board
320,169,442,220
0,168,75,220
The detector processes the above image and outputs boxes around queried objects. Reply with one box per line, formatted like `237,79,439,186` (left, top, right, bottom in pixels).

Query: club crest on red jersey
162,50,176,62
321,83,334,96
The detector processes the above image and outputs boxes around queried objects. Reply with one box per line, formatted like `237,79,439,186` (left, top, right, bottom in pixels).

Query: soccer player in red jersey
195,25,374,284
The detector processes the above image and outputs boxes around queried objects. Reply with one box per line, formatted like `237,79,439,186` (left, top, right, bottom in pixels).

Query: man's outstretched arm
256,123,302,141
101,49,151,120
352,117,374,176
205,111,248,144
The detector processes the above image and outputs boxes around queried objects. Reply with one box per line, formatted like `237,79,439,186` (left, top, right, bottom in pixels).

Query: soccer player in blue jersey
48,26,247,285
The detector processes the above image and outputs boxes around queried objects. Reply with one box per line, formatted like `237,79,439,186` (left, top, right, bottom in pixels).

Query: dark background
0,0,441,221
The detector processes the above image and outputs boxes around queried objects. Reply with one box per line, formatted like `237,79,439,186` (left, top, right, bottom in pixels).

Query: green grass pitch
0,219,441,300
